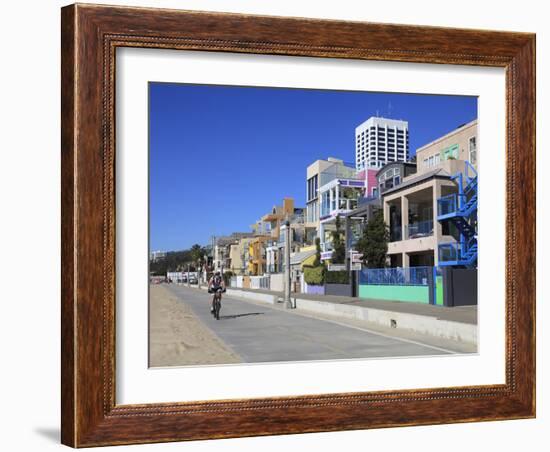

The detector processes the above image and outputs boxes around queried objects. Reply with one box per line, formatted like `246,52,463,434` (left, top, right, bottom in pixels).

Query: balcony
390,220,433,242
390,225,402,242
405,220,434,239
437,193,459,218
320,242,333,261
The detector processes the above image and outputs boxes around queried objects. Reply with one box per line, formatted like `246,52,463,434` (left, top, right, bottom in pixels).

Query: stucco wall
359,284,430,303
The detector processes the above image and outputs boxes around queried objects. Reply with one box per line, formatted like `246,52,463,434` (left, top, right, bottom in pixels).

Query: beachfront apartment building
259,197,306,274
248,235,270,276
382,120,478,267
212,232,255,273
355,117,409,171
318,177,365,261
305,157,356,244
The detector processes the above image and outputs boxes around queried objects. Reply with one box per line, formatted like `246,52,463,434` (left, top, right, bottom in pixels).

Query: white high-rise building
355,117,409,170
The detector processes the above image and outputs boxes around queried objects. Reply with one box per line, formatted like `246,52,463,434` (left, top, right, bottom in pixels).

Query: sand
149,284,241,367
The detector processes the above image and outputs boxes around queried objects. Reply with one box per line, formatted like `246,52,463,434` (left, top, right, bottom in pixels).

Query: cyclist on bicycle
208,271,225,314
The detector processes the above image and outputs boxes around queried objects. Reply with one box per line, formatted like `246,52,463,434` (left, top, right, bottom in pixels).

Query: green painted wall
359,284,430,304
435,276,444,306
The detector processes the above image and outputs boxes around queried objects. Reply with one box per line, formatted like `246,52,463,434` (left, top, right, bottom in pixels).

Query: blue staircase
437,162,478,268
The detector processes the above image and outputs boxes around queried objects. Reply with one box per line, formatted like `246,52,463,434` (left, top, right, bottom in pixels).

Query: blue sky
149,83,477,251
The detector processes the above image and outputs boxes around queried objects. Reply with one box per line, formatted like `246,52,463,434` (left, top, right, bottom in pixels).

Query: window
442,144,459,160
307,175,318,202
469,136,477,164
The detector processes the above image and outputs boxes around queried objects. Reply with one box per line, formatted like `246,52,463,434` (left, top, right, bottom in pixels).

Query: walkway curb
294,298,477,345
225,287,477,345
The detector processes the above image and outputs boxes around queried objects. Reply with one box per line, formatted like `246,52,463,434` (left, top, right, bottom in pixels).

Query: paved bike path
167,285,451,364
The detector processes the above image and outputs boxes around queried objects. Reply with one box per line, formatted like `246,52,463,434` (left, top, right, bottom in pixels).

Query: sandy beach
149,284,241,367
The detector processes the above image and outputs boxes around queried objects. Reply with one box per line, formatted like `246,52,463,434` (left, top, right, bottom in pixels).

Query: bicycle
211,288,223,320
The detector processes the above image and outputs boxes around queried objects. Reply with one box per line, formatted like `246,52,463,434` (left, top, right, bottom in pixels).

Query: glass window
469,136,477,164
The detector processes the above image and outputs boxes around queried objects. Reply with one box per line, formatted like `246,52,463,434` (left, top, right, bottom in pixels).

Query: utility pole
187,263,190,288
283,221,292,308
197,261,202,289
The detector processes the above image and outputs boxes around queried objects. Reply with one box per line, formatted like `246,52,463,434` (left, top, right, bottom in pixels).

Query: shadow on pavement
219,312,265,320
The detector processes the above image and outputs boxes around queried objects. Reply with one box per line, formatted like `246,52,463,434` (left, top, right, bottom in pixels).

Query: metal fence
359,266,431,286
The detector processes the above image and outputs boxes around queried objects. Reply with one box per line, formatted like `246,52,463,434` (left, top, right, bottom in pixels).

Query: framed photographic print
61,3,536,447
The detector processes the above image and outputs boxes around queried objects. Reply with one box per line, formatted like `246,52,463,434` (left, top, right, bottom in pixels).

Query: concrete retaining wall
294,297,476,345
226,288,278,305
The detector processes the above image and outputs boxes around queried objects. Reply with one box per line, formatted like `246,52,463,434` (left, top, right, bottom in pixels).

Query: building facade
355,117,409,171
382,120,478,267
305,157,356,244
318,177,365,261
376,161,417,197
150,250,166,262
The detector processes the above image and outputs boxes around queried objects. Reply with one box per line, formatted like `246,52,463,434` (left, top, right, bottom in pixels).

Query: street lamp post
283,221,292,309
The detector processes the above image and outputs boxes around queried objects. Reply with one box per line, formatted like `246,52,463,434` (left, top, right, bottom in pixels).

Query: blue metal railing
438,243,460,263
438,194,458,216
359,266,431,286
438,239,477,266
405,220,433,239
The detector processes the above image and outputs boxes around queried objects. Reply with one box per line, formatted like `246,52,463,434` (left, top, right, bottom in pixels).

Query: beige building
416,120,477,173
227,236,255,275
382,120,478,267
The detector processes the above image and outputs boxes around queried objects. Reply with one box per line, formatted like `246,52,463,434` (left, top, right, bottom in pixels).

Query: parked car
188,275,198,284
181,275,187,283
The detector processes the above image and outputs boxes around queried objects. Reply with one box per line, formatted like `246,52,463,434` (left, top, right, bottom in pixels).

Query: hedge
303,266,325,285
325,270,350,285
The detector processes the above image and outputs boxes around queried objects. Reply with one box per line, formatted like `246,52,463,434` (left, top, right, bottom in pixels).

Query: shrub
303,265,325,285
325,270,350,285
223,271,234,286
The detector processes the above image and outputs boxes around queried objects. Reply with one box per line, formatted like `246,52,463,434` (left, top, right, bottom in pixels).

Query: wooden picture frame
61,3,535,447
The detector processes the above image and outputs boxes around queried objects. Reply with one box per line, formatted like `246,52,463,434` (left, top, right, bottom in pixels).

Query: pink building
356,168,379,198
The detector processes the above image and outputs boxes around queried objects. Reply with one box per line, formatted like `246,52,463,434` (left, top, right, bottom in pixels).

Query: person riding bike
208,271,225,315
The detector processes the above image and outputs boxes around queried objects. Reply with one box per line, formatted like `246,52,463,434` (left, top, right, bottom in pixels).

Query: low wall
270,273,284,292
305,283,325,295
226,288,278,305
250,276,270,290
325,283,353,297
358,284,429,304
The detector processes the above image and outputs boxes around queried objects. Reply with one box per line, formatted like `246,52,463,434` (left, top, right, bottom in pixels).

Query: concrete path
166,285,455,364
